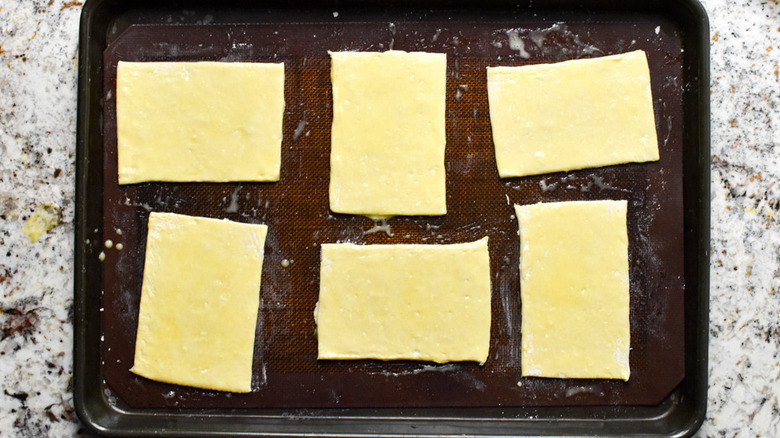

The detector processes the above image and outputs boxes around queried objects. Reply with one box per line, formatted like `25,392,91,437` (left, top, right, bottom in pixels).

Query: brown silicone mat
99,16,685,409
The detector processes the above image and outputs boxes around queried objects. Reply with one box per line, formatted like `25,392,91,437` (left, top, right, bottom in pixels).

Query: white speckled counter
702,0,780,435
0,0,777,436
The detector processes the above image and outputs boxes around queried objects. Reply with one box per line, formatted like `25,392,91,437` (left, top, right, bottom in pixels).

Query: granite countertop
0,0,777,436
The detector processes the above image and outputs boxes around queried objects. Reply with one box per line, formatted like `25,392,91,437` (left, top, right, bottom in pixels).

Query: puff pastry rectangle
316,238,491,364
131,212,267,392
329,51,447,217
488,51,659,177
117,61,285,184
516,200,630,380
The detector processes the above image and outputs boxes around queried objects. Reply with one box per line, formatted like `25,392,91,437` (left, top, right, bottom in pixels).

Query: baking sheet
75,0,709,435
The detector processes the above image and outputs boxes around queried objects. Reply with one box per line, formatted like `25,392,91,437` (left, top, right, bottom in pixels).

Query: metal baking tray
74,0,710,435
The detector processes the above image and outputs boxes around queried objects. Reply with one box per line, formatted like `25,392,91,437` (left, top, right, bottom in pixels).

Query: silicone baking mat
94,16,688,409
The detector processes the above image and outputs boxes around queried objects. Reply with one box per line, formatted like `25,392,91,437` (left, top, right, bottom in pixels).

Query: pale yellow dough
516,200,630,380
21,203,59,243
130,212,268,392
329,51,447,216
488,51,659,178
116,61,285,184
316,238,491,364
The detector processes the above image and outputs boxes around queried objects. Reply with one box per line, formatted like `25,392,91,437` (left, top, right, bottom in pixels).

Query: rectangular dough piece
130,212,268,393
116,61,285,184
329,50,447,217
516,200,630,380
488,51,659,178
316,238,491,364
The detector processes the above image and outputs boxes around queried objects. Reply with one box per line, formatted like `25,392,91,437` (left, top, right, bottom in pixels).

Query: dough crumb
21,203,60,242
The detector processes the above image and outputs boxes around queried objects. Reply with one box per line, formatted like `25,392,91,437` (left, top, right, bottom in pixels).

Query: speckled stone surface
0,0,777,436
701,0,780,436
0,0,81,436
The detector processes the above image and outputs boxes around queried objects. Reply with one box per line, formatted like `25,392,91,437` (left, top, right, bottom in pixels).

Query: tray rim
74,0,710,435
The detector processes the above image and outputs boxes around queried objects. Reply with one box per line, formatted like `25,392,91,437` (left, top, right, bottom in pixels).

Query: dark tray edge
73,0,710,436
